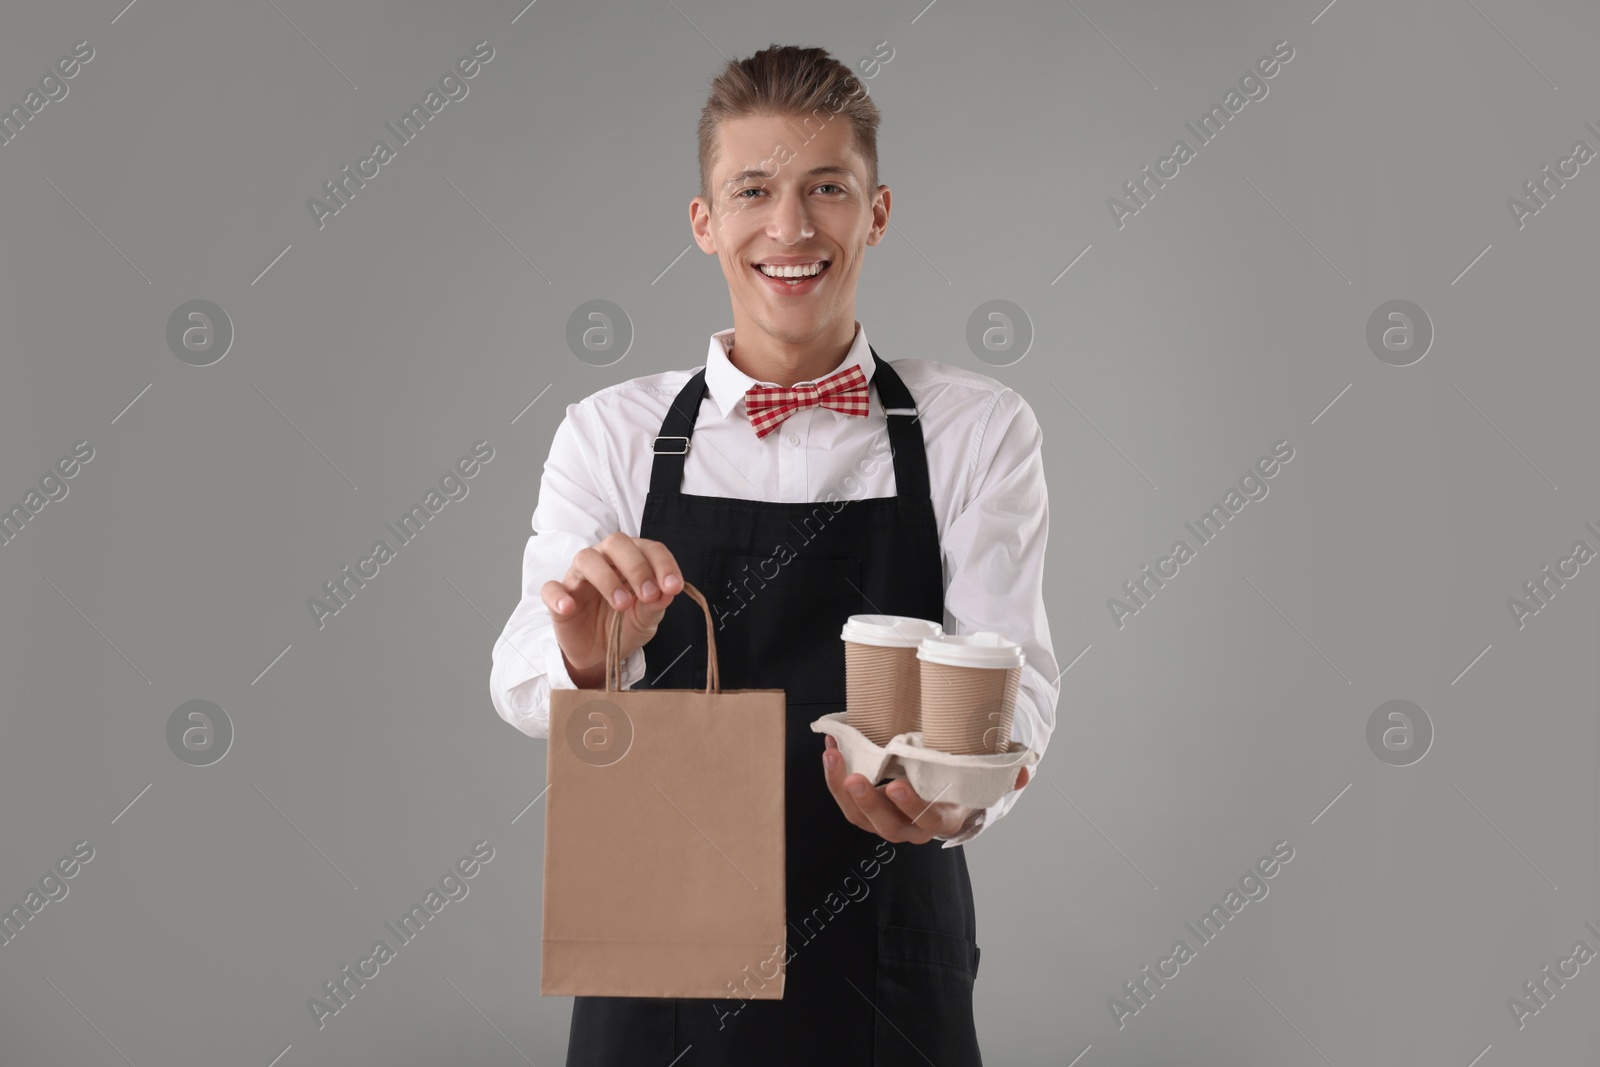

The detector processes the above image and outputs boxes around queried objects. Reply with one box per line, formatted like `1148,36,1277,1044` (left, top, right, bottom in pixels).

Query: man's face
691,112,888,347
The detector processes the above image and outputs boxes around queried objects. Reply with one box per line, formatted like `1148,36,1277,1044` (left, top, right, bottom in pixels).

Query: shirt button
786,433,799,446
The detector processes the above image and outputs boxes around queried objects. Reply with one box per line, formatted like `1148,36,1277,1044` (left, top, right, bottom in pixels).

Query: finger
820,746,876,834
1015,766,1032,790
541,579,577,617
621,540,683,636
634,539,684,599
570,545,635,611
847,774,922,842
884,780,961,836
549,558,594,603
545,574,605,617
820,744,866,825
597,534,669,604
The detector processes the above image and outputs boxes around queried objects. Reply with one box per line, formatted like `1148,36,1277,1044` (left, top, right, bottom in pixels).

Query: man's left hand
821,734,1031,844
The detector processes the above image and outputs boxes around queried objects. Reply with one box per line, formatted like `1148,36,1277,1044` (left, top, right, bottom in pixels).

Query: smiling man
491,43,1059,1066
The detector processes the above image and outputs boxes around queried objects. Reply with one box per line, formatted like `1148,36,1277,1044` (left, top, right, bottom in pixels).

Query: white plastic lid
840,614,944,647
916,631,1025,669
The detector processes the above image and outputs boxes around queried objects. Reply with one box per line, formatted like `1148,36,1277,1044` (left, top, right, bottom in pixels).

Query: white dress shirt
490,321,1059,846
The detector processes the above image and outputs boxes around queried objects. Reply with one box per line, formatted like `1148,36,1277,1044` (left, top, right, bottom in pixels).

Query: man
490,43,1058,1066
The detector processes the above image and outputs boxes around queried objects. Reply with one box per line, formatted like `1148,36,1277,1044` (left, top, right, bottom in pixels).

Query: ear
864,185,891,247
689,197,720,254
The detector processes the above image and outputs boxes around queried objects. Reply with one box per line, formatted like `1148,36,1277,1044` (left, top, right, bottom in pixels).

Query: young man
490,43,1059,1066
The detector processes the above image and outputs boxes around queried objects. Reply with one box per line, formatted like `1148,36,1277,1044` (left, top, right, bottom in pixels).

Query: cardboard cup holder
810,710,1041,813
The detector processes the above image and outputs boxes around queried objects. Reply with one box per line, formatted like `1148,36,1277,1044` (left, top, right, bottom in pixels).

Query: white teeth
757,262,826,278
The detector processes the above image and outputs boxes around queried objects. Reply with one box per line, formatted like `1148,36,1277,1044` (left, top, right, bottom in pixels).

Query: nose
767,188,815,244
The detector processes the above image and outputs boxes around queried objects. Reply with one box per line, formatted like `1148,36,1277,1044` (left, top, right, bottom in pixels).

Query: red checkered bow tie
743,364,871,439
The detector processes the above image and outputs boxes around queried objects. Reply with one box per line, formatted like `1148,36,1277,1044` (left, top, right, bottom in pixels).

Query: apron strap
869,347,932,501
648,367,709,498
648,346,931,502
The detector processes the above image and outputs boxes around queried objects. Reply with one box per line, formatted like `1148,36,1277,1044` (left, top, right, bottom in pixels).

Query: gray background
1,0,1595,1064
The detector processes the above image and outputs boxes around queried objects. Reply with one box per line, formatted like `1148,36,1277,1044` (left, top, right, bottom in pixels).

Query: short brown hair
697,44,880,205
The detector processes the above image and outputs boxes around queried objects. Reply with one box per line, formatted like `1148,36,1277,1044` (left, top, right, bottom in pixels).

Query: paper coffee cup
841,615,943,746
917,632,1025,755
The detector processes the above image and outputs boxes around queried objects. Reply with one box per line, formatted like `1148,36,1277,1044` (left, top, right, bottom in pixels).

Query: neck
726,317,860,388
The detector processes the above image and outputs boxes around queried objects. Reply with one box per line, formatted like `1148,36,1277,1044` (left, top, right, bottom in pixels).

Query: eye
734,187,765,200
816,183,844,194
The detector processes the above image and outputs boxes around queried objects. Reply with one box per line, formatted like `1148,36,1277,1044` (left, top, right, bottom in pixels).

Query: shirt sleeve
489,401,645,741
931,387,1059,847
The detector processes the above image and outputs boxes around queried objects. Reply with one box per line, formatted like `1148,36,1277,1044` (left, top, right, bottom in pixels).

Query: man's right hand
541,534,683,689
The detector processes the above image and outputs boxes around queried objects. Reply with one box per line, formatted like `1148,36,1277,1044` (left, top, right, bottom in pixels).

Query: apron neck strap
648,346,931,501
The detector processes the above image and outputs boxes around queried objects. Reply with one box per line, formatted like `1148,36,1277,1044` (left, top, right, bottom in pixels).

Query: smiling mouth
753,260,831,283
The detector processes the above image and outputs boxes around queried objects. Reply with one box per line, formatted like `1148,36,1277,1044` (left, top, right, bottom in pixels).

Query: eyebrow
721,164,854,189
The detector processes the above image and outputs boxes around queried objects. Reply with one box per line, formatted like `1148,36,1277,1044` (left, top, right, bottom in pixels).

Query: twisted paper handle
605,581,719,694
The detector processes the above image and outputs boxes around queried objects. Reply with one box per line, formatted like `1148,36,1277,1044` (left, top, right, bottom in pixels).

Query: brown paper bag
542,582,788,999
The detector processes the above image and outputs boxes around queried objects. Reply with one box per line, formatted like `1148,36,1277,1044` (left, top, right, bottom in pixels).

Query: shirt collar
702,320,876,421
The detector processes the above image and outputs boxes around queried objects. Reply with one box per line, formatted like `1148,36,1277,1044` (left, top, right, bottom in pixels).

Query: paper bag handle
605,581,720,694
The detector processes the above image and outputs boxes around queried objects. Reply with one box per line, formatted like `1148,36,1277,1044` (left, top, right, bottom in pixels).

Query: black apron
564,349,984,1066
